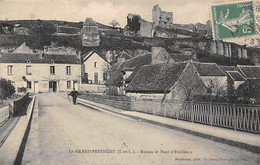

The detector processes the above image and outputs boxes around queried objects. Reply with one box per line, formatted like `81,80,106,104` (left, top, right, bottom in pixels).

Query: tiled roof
126,62,187,93
192,62,226,76
105,53,152,86
0,53,80,64
124,53,152,83
236,65,260,79
219,66,235,72
226,71,245,81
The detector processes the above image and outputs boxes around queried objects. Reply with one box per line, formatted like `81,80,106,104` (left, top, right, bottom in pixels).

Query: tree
109,20,120,28
0,78,15,100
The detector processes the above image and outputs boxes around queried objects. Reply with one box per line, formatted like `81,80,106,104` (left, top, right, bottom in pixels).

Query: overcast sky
0,0,216,26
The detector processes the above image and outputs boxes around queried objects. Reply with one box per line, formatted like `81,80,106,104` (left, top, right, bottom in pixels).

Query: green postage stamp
211,1,256,40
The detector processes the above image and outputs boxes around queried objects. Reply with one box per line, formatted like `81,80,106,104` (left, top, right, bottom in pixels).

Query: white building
82,51,111,85
0,53,81,93
192,62,228,95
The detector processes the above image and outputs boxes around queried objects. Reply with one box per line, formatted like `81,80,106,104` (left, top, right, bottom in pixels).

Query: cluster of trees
0,78,15,100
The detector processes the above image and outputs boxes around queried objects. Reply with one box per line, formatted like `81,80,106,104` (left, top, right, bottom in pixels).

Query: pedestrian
68,88,79,105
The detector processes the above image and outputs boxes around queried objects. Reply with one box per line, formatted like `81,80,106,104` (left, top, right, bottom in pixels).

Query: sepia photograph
0,0,259,164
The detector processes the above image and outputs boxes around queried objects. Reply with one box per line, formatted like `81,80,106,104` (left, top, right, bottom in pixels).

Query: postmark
211,1,256,40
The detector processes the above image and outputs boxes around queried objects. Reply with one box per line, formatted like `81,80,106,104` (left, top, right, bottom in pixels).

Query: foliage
0,78,15,100
109,20,120,28
235,80,260,104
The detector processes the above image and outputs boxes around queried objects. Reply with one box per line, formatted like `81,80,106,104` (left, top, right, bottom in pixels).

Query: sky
0,0,214,26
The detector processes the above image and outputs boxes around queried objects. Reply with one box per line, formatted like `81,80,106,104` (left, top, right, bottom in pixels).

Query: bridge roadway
21,93,260,165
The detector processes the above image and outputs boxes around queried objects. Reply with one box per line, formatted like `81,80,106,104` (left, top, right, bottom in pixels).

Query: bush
0,78,15,100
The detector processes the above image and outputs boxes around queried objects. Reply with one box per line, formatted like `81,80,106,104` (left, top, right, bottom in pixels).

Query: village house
0,53,81,93
105,47,199,95
235,65,260,79
192,62,227,96
81,51,111,85
125,61,206,101
226,71,246,98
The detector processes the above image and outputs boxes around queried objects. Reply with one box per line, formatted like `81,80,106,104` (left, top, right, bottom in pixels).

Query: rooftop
219,66,236,72
0,53,80,64
192,62,226,76
226,71,245,81
236,65,260,79
126,62,187,93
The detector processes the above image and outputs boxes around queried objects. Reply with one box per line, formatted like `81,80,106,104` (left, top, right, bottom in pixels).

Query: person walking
68,88,79,105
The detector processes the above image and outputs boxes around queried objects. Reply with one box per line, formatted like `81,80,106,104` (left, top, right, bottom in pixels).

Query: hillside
0,19,259,66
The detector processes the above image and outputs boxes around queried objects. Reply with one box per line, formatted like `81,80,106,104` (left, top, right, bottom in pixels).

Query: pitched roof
124,53,152,83
126,62,187,93
105,53,152,86
0,53,80,64
226,71,245,81
82,51,110,64
236,65,260,79
118,52,132,60
219,66,236,72
192,62,226,76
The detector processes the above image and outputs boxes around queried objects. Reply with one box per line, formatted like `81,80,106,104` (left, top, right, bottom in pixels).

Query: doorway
49,81,57,92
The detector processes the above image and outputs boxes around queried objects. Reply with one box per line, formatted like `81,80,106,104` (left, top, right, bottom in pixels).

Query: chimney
78,50,82,64
39,51,44,59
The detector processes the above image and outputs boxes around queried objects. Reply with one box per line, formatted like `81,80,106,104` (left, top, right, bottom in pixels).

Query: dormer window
27,59,31,63
51,60,54,64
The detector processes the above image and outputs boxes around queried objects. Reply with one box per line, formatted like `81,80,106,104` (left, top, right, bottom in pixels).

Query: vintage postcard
0,0,259,165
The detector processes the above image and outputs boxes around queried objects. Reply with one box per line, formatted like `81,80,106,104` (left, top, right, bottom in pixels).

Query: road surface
22,93,260,165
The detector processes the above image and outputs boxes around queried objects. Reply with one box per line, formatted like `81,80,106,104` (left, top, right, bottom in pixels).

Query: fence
0,105,10,126
132,99,260,134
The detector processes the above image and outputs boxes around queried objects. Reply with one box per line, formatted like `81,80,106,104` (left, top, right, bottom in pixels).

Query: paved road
22,93,260,165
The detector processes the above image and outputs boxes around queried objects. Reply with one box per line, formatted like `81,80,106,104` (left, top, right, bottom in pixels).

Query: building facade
0,53,81,93
82,51,111,85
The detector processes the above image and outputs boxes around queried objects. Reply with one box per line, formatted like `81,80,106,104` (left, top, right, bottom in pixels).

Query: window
50,66,55,74
103,73,108,80
94,62,98,68
67,81,71,88
66,66,71,75
27,81,31,89
26,65,32,75
7,65,13,75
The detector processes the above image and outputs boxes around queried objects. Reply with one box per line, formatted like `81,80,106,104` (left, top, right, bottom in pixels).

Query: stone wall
139,19,154,38
152,5,173,28
78,93,132,110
